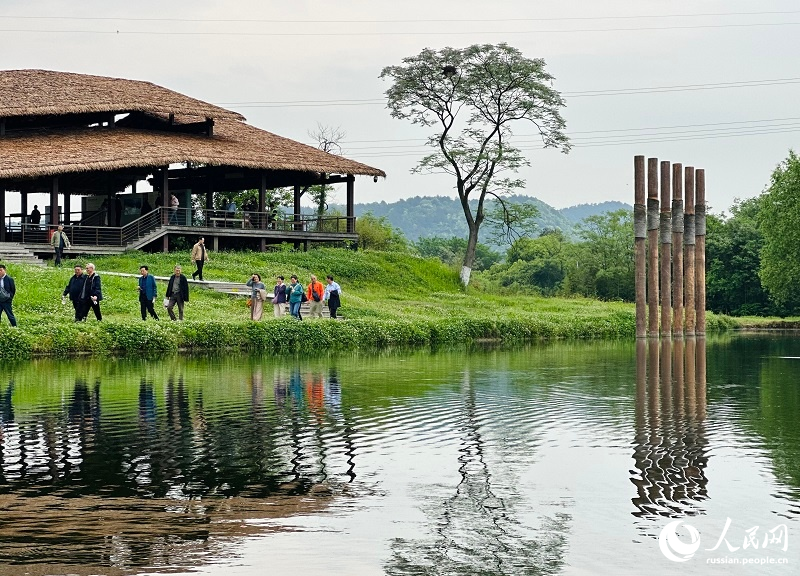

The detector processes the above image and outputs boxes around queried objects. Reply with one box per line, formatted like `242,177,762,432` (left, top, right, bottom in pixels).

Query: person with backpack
306,274,325,318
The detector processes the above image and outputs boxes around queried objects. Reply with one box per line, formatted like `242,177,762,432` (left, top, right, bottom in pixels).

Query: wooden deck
7,207,357,256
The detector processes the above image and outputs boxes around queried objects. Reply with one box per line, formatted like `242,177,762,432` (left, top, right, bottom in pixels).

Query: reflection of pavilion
0,70,384,254
631,339,709,519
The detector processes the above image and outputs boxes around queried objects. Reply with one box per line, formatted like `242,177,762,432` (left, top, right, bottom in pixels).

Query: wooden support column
64,192,71,225
293,184,302,250
259,173,267,252
0,185,6,242
633,156,646,339
659,160,672,336
684,167,696,336
20,191,27,226
695,169,706,336
672,164,684,335
50,177,60,226
162,167,169,253
647,158,659,337
346,175,355,234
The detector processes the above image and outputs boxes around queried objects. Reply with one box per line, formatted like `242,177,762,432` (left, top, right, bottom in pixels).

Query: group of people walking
0,233,343,327
247,273,342,321
137,265,190,321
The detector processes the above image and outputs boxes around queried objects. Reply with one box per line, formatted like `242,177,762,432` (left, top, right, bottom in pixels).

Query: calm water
1,335,799,575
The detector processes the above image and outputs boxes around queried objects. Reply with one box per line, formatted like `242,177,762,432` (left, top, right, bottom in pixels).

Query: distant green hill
559,201,633,225
332,195,631,245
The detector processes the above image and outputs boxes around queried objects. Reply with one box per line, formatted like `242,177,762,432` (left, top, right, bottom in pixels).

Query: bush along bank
0,310,742,361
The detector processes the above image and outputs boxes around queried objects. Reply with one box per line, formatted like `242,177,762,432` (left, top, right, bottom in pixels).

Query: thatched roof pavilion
0,69,385,252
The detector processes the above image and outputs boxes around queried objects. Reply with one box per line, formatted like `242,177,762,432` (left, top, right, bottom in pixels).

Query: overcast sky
3,0,800,213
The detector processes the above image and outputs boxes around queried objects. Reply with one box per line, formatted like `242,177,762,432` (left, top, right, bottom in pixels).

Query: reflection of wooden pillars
659,161,672,335
684,167,696,336
647,159,659,337
695,169,706,335
634,156,707,338
634,156,647,338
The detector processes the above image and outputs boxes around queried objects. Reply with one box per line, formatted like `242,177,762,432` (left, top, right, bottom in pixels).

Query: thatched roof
0,116,385,179
0,69,244,121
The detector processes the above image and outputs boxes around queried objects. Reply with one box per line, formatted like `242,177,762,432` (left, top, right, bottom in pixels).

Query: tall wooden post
293,184,302,250
162,167,169,253
695,169,706,336
64,192,71,225
659,160,672,335
346,175,355,234
0,185,5,242
259,172,267,252
671,164,684,335
634,156,646,338
684,167,696,335
20,191,27,227
647,158,659,337
50,177,60,226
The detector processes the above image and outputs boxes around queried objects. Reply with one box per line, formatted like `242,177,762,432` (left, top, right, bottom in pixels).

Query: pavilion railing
4,208,356,247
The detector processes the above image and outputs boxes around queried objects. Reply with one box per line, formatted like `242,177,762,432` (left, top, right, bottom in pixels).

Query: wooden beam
672,163,684,335
294,185,302,232
634,156,646,339
346,175,355,234
0,185,5,242
162,167,169,253
64,192,71,225
259,173,267,251
684,167,696,336
695,168,706,336
50,177,60,225
647,158,659,337
659,160,672,336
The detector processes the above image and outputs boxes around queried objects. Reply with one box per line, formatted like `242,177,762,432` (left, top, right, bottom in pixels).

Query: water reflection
0,367,348,571
385,370,569,576
0,340,798,575
631,338,709,519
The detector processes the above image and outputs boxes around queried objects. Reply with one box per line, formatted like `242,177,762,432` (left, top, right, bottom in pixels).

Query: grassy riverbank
0,248,740,359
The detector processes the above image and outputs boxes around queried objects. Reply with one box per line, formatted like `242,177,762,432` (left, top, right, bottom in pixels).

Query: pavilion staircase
0,242,46,266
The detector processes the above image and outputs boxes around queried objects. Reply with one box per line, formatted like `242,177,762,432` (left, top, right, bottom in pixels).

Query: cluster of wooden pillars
634,156,706,339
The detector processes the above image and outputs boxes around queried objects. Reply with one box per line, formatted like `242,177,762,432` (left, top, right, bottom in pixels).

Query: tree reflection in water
385,370,570,576
631,338,709,520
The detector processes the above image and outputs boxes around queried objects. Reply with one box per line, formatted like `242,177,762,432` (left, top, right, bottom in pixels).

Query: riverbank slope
0,248,742,359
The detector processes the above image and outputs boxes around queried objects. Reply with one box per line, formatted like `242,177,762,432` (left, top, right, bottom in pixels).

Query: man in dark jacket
62,264,86,322
0,265,17,327
138,265,159,321
165,265,189,321
78,262,103,321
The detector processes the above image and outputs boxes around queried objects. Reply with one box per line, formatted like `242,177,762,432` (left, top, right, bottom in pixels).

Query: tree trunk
461,222,479,286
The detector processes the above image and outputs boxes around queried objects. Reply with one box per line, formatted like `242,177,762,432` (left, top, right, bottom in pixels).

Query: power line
2,21,800,37
345,125,800,158
216,77,800,109
1,10,799,24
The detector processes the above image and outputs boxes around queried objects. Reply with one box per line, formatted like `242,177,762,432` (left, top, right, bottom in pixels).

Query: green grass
0,248,743,359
